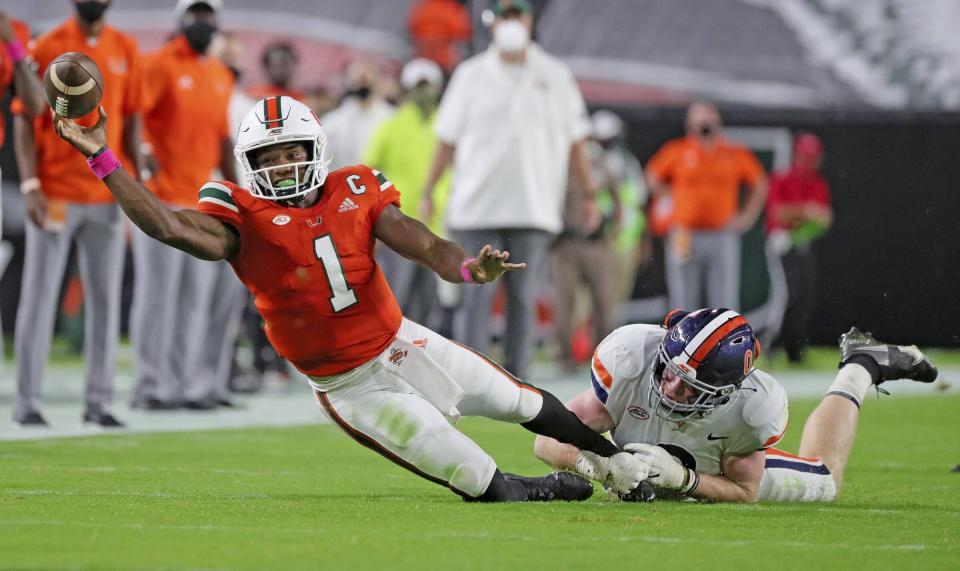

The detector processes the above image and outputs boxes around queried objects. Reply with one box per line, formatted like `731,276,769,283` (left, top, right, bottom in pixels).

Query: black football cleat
83,411,126,428
131,397,182,411
182,398,220,411
13,411,49,428
503,471,594,502
618,480,657,503
839,327,939,384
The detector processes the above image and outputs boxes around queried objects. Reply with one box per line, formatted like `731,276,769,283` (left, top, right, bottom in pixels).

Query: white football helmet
235,96,331,202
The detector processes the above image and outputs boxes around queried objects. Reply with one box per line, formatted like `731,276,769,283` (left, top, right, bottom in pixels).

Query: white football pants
758,448,838,502
311,318,544,498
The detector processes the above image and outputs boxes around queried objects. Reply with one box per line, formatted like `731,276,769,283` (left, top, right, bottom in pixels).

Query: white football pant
311,318,544,498
759,448,838,502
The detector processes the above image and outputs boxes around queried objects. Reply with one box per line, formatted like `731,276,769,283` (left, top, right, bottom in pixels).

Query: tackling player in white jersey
535,308,939,502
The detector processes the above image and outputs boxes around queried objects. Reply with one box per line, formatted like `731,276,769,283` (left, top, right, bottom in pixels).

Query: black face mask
699,124,717,138
75,1,109,23
349,85,372,100
182,21,218,54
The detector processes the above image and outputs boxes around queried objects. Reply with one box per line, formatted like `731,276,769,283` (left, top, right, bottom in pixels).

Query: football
42,52,103,118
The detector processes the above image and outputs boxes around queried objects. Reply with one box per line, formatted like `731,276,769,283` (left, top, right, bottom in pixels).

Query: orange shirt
196,167,403,377
647,136,764,230
141,36,233,207
245,84,303,101
13,18,140,203
409,0,471,71
0,19,31,147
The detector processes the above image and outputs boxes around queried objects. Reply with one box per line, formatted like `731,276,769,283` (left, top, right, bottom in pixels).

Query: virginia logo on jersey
338,197,359,213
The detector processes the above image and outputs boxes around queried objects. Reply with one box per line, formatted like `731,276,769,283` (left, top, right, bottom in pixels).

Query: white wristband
20,177,40,195
680,469,700,495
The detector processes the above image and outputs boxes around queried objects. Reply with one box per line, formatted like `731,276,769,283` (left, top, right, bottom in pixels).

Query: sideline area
1,344,954,441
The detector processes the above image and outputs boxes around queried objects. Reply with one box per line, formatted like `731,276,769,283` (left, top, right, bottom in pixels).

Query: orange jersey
12,18,140,203
0,19,31,146
141,36,233,207
646,136,765,230
196,166,403,376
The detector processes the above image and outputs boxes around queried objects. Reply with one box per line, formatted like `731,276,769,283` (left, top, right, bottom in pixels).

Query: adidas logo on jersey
338,197,359,213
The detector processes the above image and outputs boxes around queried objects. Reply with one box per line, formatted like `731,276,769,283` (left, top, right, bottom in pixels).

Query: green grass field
1,395,958,570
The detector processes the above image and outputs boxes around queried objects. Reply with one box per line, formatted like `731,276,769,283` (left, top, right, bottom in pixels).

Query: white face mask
493,19,530,54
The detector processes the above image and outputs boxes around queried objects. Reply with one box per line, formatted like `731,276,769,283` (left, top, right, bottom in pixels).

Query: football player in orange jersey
53,96,652,502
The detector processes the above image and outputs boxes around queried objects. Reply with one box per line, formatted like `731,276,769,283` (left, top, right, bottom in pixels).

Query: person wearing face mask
363,59,451,329
11,0,144,428
646,102,768,313
763,133,832,362
130,0,238,411
421,0,599,380
322,59,395,170
246,41,303,101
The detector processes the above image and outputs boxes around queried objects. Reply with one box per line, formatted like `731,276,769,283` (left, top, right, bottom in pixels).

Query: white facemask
493,20,530,54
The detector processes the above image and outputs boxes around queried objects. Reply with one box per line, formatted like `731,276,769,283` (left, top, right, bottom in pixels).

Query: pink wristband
5,40,26,64
87,147,122,180
460,257,478,284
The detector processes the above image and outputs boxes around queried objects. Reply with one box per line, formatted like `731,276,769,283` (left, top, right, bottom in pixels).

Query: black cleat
183,398,220,410
839,327,939,384
503,472,594,502
132,397,182,411
618,480,657,503
83,411,126,428
13,411,49,428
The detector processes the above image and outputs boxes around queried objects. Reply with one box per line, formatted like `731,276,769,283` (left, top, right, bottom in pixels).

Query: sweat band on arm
87,146,122,180
460,257,478,284
5,40,26,64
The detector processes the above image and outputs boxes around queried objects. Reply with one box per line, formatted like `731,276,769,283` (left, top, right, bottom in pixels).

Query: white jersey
592,324,789,476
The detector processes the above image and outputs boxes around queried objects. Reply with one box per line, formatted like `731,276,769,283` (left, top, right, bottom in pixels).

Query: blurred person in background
421,0,598,379
203,28,257,397
646,101,767,312
0,10,44,357
12,0,143,428
550,112,626,371
364,58,449,328
215,31,289,394
322,59,394,170
764,133,832,363
589,110,648,315
0,10,43,240
302,86,336,117
246,41,302,101
131,0,237,411
408,0,472,74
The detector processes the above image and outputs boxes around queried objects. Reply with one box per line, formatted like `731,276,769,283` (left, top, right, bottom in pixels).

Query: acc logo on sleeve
627,406,650,420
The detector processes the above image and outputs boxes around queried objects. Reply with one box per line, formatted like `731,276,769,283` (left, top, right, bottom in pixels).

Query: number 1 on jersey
314,235,358,312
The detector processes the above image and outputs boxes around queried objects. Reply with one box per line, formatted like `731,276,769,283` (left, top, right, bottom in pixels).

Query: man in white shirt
322,59,395,170
422,0,598,378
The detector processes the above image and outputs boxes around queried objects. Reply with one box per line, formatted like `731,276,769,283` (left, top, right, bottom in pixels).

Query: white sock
826,364,873,408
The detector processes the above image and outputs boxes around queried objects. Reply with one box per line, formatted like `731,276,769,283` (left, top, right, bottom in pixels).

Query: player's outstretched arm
531,389,652,493
53,108,239,261
374,204,525,284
